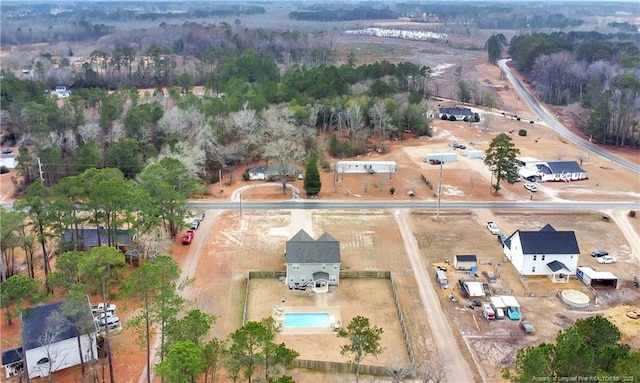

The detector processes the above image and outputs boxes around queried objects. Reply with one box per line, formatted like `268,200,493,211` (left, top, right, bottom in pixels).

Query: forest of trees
487,31,640,147
0,52,444,192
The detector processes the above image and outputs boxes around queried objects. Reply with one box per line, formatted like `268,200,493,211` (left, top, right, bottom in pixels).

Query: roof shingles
285,229,340,264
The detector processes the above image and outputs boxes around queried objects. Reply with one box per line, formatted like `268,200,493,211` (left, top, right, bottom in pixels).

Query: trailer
435,269,448,288
336,161,396,174
424,152,457,163
466,150,484,159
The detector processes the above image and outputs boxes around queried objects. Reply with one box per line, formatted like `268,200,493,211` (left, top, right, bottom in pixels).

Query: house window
330,276,336,282
533,255,537,261
322,263,326,270
532,267,536,273
301,277,305,282
37,358,50,365
542,255,546,261
333,264,338,270
292,264,300,270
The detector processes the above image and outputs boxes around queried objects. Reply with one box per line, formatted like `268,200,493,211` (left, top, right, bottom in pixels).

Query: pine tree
303,152,321,196
484,133,520,194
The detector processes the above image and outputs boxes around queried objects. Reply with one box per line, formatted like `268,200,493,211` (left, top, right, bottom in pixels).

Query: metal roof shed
500,295,520,308
576,267,619,289
454,254,477,270
490,296,506,309
464,281,485,297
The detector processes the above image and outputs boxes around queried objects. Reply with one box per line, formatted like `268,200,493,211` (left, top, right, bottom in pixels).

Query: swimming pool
283,312,331,328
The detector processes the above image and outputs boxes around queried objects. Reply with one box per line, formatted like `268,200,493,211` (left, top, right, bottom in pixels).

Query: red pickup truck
182,230,194,245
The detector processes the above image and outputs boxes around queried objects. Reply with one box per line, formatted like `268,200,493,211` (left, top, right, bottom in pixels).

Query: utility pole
37,157,44,181
436,160,443,218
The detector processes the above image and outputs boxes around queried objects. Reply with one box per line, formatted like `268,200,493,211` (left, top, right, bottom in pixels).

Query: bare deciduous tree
262,106,306,194
417,354,447,383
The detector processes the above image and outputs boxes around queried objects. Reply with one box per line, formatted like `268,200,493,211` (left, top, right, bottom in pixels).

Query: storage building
466,150,484,159
454,254,477,270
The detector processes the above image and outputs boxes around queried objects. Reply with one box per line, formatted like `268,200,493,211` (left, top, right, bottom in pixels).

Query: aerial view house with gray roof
503,224,580,282
60,228,135,252
20,300,97,379
438,107,475,121
285,229,341,292
535,161,587,182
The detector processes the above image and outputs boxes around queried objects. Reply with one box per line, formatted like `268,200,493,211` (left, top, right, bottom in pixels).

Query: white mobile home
336,161,396,174
424,153,457,163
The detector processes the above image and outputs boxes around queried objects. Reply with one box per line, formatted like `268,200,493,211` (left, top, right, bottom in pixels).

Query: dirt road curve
394,210,475,383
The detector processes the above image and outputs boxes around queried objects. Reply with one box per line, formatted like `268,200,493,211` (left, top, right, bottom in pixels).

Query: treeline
504,32,640,147
289,6,393,21
1,56,448,190
13,22,333,90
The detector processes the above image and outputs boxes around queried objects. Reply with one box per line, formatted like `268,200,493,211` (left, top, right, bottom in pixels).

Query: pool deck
273,305,342,335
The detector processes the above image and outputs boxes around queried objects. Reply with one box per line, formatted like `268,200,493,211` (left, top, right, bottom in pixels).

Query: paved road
498,59,640,174
395,210,475,382
185,200,640,211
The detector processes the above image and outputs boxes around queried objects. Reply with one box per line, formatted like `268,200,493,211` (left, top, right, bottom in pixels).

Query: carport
576,266,619,289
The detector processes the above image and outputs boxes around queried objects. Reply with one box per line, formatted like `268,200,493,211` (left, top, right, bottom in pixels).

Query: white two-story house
285,229,341,292
503,224,580,283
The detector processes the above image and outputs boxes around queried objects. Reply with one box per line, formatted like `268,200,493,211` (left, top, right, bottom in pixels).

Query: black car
590,250,609,257
429,159,442,165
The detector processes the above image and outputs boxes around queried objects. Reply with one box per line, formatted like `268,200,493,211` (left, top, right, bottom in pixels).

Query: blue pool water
283,312,331,328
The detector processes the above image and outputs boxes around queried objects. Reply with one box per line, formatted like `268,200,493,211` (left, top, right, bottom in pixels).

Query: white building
336,160,396,174
0,154,17,169
21,300,98,379
503,224,580,282
516,158,587,182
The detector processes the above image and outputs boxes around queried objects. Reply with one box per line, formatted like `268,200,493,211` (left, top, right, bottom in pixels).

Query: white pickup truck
92,302,116,315
486,221,500,235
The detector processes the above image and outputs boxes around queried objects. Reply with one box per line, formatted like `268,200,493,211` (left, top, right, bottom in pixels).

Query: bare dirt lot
411,211,640,383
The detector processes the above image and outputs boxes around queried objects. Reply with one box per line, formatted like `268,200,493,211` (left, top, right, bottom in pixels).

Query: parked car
483,283,491,296
524,183,538,192
497,234,507,245
520,320,536,334
191,220,200,230
486,221,500,235
429,159,442,165
97,315,121,330
590,249,609,257
182,230,195,245
457,144,467,149
507,306,521,320
597,255,616,264
92,302,116,315
195,212,205,221
449,142,459,149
